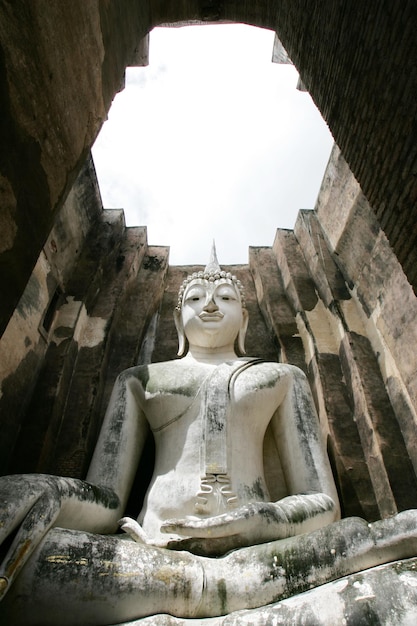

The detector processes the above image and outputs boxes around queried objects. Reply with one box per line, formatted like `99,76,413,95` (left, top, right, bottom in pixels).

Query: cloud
92,24,333,266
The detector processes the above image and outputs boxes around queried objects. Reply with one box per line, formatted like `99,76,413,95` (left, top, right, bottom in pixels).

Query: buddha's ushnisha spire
204,240,221,275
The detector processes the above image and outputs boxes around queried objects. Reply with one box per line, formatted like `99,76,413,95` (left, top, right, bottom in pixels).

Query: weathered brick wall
0,157,103,472
0,0,150,334
1,0,417,340
316,146,417,444
272,1,417,289
250,144,417,520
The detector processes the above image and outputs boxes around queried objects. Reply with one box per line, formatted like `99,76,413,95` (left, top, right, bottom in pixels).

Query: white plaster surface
304,298,339,354
73,303,107,348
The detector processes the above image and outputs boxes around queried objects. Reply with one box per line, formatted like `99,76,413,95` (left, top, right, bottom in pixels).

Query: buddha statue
1,247,417,625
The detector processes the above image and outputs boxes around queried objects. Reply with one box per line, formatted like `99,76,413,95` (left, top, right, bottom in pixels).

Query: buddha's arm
0,369,148,599
0,473,121,599
210,365,341,542
86,369,148,516
271,365,340,520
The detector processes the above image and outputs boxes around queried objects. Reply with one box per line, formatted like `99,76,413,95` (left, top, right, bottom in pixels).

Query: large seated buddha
1,248,417,625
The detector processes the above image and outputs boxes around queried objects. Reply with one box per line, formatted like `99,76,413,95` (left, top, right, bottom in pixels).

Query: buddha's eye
221,296,230,301
185,288,205,303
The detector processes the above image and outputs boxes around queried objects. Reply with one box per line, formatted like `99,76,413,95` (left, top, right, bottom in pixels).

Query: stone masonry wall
249,145,417,520
0,157,103,473
1,1,417,343
1,145,417,523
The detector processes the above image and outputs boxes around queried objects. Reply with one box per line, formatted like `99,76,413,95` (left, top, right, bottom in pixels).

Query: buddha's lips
199,312,224,321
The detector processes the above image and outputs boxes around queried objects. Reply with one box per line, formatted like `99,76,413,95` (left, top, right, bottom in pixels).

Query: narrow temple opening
39,287,62,340
92,24,333,264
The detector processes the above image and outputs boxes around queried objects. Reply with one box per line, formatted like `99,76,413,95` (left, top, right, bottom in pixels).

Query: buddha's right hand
119,517,151,543
162,492,338,548
0,474,120,601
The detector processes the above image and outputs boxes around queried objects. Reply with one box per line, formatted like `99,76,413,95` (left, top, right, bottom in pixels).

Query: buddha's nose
203,295,219,312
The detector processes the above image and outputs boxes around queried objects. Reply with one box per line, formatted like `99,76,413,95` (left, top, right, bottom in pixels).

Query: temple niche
1,140,417,622
2,2,417,623
2,145,417,524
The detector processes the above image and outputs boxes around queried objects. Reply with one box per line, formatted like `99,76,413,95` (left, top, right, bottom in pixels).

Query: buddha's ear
237,308,249,355
174,309,187,356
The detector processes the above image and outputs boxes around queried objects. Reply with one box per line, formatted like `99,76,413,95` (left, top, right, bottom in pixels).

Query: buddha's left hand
161,492,337,550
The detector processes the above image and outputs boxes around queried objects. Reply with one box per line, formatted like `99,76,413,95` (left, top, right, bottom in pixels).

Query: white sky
92,24,334,266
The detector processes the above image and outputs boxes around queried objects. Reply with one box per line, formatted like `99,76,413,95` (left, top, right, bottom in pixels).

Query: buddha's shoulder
117,359,306,395
237,359,305,389
119,359,211,396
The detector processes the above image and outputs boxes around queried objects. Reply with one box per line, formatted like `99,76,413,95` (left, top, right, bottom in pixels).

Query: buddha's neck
185,344,239,365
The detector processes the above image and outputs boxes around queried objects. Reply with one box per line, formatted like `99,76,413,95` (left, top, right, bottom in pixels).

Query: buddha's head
174,244,249,357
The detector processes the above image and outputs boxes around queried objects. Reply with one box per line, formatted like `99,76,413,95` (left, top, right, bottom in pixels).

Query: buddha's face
180,279,246,351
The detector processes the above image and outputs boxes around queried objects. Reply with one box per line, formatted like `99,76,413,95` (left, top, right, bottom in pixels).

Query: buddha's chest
139,360,283,436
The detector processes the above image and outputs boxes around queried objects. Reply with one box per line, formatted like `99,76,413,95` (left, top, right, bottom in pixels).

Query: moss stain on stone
217,578,227,614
